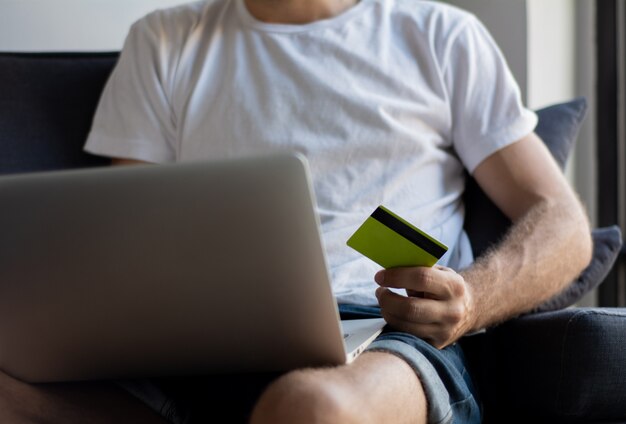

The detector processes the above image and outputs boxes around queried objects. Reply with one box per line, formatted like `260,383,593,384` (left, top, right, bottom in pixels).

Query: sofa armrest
462,307,626,423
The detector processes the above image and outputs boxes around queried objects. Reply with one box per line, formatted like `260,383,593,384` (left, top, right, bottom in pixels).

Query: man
0,0,592,423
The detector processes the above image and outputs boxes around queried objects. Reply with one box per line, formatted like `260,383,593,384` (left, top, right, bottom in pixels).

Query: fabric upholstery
0,52,118,175
463,308,626,423
2,52,625,424
463,97,623,312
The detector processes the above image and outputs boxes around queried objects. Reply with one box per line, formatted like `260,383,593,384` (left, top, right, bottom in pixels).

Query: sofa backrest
0,52,119,175
0,52,599,261
0,51,513,245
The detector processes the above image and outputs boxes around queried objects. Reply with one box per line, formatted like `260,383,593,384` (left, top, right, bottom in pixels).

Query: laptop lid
0,153,383,383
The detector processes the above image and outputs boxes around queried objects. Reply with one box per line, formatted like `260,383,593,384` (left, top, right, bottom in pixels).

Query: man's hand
373,133,592,349
374,266,476,349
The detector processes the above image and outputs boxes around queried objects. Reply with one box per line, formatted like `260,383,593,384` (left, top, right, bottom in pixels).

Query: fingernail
374,270,385,285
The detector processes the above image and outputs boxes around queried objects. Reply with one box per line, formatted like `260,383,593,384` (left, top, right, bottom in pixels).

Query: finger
378,304,456,349
375,287,445,325
376,267,458,300
406,289,427,298
379,309,447,348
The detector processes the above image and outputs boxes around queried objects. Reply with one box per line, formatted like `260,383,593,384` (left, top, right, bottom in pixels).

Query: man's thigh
348,303,482,424
118,372,283,424
120,337,480,424
120,305,482,424
367,330,482,424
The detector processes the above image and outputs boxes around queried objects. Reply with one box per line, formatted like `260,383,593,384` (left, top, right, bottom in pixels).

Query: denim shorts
118,304,481,424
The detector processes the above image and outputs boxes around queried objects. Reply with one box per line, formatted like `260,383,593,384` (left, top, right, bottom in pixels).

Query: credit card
346,205,448,269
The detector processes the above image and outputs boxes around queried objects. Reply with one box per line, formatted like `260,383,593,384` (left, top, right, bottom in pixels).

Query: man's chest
169,28,452,162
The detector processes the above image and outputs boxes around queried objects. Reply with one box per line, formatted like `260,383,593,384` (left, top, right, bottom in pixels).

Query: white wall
0,0,187,51
527,0,577,109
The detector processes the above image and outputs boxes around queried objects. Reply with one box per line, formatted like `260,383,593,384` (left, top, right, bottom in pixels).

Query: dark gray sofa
1,52,625,423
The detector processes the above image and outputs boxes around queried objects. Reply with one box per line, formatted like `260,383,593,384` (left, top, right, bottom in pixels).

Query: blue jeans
119,304,482,424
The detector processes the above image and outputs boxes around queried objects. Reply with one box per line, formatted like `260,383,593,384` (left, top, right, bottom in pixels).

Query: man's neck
244,0,359,24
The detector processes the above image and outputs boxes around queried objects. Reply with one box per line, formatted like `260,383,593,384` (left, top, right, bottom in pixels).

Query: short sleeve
84,17,178,163
442,15,538,174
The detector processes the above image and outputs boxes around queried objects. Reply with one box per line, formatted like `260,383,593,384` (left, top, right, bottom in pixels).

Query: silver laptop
0,152,385,383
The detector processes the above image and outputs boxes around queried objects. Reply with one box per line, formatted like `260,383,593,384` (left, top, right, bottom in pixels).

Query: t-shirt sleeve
84,17,177,163
442,14,538,174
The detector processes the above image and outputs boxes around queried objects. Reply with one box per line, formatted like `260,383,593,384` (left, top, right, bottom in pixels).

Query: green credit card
346,205,448,269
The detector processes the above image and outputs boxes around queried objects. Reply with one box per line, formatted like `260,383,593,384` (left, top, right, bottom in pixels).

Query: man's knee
250,368,358,424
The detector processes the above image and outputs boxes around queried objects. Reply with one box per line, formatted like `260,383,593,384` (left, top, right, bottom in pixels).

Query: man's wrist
459,270,486,336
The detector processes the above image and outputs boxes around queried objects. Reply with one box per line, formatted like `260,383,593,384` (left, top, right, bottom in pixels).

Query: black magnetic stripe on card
370,207,447,259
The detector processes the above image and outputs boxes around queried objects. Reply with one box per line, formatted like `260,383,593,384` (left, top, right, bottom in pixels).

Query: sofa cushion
532,225,623,313
463,308,626,423
463,97,623,312
535,96,589,170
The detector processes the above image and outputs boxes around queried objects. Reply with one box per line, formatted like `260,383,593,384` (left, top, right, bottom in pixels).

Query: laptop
0,152,385,383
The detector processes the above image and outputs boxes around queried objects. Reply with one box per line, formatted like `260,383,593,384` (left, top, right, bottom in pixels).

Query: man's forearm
460,194,593,332
375,134,593,348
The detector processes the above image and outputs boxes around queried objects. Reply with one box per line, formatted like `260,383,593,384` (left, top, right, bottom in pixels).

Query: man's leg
0,369,169,423
249,351,428,424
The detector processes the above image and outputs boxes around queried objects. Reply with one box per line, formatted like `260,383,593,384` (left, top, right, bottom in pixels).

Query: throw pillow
532,98,623,311
464,97,623,312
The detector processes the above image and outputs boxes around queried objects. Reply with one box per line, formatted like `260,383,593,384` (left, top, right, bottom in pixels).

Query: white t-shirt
85,0,537,306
